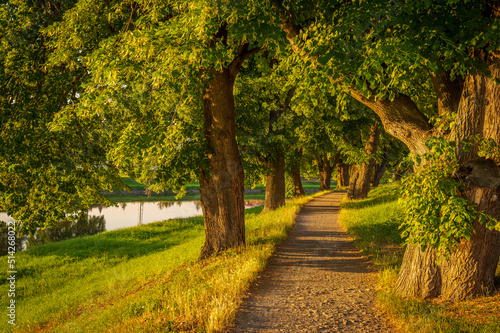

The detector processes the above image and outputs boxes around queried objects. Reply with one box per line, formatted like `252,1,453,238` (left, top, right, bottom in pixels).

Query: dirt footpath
229,191,396,333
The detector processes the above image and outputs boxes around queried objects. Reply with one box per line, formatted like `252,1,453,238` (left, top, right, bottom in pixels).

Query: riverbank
0,192,327,333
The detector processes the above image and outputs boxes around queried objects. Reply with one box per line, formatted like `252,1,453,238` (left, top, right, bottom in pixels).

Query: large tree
21,0,281,258
275,0,500,300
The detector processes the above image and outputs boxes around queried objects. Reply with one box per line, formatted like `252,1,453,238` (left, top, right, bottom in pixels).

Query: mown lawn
0,192,326,333
339,182,500,333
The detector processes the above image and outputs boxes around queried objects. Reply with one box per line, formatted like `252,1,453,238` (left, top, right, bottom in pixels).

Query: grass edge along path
339,183,500,333
0,191,328,333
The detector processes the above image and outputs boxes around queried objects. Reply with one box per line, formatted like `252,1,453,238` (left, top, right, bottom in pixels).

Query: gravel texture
229,191,396,333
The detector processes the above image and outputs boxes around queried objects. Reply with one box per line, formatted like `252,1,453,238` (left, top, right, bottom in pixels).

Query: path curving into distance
229,191,396,333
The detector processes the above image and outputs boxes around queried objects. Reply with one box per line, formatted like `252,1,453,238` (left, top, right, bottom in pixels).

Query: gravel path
229,191,396,333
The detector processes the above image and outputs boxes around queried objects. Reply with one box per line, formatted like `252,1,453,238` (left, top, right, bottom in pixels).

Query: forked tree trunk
437,61,500,300
348,124,381,199
336,160,350,188
291,149,305,197
263,152,286,213
199,69,245,259
316,153,333,191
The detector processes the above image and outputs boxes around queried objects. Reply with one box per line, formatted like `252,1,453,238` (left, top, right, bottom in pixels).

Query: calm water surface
0,200,263,252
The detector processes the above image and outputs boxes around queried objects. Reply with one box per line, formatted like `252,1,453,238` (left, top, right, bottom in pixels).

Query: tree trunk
262,87,294,212
440,188,500,300
199,69,245,259
394,245,441,299
348,124,381,199
396,54,500,301
336,160,350,188
438,58,500,300
291,149,305,197
263,152,286,213
279,10,500,301
372,144,390,187
316,153,333,191
347,165,359,199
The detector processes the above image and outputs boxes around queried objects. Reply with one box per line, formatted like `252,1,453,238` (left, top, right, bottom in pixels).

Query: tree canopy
2,0,500,301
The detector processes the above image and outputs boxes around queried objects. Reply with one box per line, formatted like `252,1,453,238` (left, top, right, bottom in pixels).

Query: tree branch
229,43,263,77
276,3,433,155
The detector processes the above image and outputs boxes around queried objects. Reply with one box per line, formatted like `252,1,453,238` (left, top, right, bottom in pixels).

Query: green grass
0,192,327,333
107,193,268,203
339,182,500,333
119,178,201,192
121,177,148,190
107,179,323,203
339,182,404,270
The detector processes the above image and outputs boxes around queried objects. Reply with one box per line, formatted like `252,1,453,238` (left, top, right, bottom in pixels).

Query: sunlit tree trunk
348,124,380,199
396,57,500,301
291,149,305,197
263,152,286,213
199,69,245,259
316,153,333,191
262,87,294,212
336,159,350,188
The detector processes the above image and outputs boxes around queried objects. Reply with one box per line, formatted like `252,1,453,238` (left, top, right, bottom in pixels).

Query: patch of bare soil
228,191,396,333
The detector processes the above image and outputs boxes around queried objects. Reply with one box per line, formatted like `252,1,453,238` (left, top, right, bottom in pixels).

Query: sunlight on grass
339,182,500,333
339,182,403,270
0,192,326,333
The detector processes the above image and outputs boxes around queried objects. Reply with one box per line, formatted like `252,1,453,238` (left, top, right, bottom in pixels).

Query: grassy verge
0,192,327,333
339,182,500,333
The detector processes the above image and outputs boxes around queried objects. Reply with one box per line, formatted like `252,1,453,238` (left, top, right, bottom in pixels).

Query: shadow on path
229,191,396,333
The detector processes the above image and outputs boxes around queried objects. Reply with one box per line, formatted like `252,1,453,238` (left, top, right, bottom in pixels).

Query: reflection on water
0,200,263,251
25,214,105,249
89,201,204,231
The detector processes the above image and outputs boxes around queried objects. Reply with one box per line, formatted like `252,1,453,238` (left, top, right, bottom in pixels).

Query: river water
0,200,263,252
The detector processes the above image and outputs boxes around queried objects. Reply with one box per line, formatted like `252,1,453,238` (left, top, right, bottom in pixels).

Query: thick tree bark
199,69,245,259
336,159,350,188
348,124,381,199
440,187,500,300
394,245,442,299
291,149,305,197
316,153,333,191
197,26,262,259
263,152,286,213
